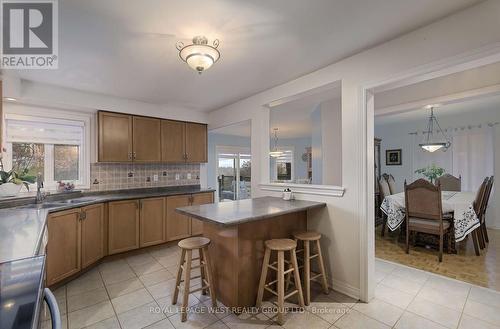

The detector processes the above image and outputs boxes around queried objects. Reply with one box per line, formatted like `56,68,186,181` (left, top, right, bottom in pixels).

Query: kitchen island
176,196,326,308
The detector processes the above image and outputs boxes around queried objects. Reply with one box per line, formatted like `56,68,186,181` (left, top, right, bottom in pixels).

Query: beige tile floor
41,242,500,329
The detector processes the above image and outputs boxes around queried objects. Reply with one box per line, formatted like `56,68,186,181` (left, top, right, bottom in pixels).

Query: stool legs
256,248,271,307
304,241,311,305
291,249,305,308
316,240,329,294
199,250,207,295
181,250,193,322
172,248,186,305
277,251,285,325
202,247,217,308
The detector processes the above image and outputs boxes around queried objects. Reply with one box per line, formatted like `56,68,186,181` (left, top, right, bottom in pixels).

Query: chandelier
176,36,220,74
269,128,283,157
419,106,451,152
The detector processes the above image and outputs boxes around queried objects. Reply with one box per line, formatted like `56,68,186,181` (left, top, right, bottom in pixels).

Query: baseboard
330,279,360,301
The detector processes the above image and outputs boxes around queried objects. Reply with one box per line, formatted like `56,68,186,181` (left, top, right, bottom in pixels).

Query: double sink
21,197,100,209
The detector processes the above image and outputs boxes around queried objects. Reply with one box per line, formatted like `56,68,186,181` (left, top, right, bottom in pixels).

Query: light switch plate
187,173,191,179
153,174,158,181
175,173,180,180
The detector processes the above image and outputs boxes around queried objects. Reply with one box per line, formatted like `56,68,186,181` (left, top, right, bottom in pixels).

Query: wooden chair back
379,177,391,199
473,178,488,215
480,176,494,216
435,174,461,192
404,179,443,221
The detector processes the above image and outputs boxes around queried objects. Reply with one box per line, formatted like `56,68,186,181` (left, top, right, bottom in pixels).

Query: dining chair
435,174,461,192
383,174,397,195
404,179,452,262
379,177,392,236
481,176,494,244
471,178,488,255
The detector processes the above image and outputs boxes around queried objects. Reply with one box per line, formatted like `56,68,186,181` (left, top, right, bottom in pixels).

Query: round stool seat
265,238,296,251
178,237,210,250
293,231,321,241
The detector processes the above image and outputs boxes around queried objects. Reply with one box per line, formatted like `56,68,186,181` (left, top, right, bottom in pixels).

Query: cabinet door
108,200,140,254
133,116,161,162
81,203,105,268
161,120,186,162
190,192,214,236
166,195,191,241
98,111,133,162
140,197,165,247
185,122,207,163
46,209,81,286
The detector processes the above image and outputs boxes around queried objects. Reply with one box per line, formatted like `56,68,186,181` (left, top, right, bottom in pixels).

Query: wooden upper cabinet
166,195,191,241
185,123,207,163
46,209,81,286
81,203,105,268
98,112,133,162
191,192,214,236
140,197,165,247
133,116,161,162
108,200,140,254
161,120,185,162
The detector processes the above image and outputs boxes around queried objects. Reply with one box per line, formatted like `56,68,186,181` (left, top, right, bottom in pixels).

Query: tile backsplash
90,163,200,191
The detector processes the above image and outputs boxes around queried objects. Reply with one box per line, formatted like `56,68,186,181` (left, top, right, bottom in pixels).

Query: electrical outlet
162,171,167,176
175,173,180,180
187,173,191,179
153,174,158,182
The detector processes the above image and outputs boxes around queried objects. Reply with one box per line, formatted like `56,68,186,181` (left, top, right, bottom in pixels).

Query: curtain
412,125,494,192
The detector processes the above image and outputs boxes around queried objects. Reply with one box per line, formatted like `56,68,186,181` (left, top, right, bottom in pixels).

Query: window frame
2,104,91,191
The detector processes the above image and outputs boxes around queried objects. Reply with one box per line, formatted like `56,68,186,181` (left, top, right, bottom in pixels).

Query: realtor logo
1,0,58,69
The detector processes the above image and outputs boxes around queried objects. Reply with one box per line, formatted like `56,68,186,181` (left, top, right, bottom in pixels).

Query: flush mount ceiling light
419,105,451,152
176,36,220,74
269,128,283,158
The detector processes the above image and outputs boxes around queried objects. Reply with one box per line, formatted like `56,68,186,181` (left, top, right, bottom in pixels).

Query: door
81,203,105,268
190,192,214,236
133,116,161,162
185,122,207,163
46,209,81,285
161,120,185,162
98,111,133,162
140,197,165,247
217,146,252,201
108,200,140,254
166,195,191,241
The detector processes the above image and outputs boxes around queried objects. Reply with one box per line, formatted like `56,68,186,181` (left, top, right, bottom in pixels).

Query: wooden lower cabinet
46,209,81,286
140,197,165,247
191,192,214,235
81,204,105,268
166,195,191,241
108,200,140,254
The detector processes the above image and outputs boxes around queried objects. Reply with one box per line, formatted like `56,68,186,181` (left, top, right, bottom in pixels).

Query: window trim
2,104,91,191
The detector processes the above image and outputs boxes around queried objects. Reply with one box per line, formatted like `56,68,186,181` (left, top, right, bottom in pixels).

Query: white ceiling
375,93,500,125
209,120,251,137
8,0,481,112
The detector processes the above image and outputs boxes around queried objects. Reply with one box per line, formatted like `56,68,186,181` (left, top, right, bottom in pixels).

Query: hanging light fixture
176,36,220,74
419,106,451,152
269,128,283,157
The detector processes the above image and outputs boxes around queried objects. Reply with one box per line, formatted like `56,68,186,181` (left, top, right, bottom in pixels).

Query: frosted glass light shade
419,143,446,152
179,44,220,73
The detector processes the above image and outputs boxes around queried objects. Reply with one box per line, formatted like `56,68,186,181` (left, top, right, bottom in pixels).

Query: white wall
320,98,342,185
376,107,500,229
207,0,500,299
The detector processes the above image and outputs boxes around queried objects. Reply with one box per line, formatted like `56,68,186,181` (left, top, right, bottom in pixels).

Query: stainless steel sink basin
56,197,98,204
22,203,64,209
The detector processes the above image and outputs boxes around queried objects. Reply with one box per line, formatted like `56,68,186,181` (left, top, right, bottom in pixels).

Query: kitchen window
3,109,90,190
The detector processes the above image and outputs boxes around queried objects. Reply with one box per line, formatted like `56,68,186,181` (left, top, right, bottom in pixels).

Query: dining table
381,191,480,242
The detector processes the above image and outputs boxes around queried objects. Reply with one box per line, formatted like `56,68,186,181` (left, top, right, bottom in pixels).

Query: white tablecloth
380,191,480,242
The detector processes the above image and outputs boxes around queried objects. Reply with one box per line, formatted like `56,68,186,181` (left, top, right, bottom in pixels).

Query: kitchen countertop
176,196,326,226
0,186,214,264
0,256,45,329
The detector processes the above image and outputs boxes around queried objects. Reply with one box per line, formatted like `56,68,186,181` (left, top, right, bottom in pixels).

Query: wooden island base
202,211,306,308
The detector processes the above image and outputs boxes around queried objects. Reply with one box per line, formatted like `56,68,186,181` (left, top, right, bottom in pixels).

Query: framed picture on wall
386,149,402,166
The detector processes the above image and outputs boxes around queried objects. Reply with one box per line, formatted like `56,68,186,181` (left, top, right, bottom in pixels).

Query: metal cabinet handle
44,288,62,329
133,152,137,160
128,152,132,160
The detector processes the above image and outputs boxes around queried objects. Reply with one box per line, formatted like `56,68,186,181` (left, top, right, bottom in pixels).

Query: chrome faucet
36,173,46,203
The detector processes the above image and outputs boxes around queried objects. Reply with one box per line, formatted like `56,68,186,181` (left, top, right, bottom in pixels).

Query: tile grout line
455,286,472,329
98,267,124,329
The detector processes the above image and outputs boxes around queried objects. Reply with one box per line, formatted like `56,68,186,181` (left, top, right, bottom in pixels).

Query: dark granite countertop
0,186,214,264
176,196,326,226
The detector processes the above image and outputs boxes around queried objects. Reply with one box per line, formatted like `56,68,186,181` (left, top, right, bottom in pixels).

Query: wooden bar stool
292,231,329,305
256,239,304,325
172,237,217,322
